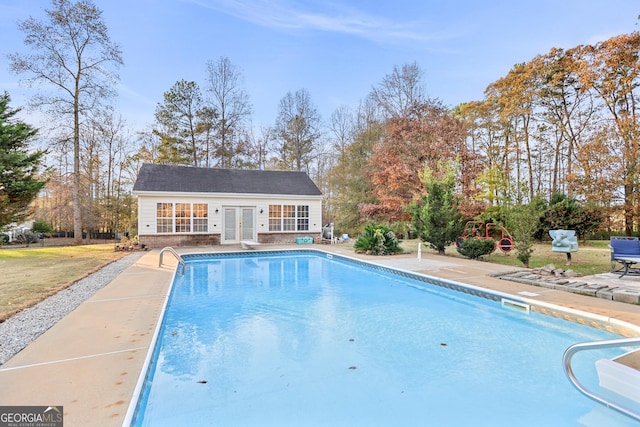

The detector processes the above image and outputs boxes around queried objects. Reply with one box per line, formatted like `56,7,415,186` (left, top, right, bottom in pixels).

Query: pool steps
158,246,185,270
596,356,640,403
564,337,640,422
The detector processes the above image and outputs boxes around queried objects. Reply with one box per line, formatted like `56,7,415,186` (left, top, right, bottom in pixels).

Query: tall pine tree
0,92,48,228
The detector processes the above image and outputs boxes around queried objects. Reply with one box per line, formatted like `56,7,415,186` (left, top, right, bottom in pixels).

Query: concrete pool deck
1,245,639,426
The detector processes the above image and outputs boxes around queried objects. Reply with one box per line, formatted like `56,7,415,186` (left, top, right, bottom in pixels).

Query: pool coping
1,245,639,427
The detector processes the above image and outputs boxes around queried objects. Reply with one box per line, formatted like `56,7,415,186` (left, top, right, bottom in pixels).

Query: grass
0,244,130,322
398,239,613,276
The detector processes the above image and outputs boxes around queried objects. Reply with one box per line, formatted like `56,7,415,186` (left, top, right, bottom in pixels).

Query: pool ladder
563,336,640,421
158,246,186,273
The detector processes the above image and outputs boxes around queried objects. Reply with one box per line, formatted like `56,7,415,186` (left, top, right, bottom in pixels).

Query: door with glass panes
222,207,255,244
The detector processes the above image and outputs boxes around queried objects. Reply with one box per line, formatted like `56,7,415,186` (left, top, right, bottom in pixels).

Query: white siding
136,193,322,236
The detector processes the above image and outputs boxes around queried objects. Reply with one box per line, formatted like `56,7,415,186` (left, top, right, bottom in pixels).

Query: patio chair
321,224,336,244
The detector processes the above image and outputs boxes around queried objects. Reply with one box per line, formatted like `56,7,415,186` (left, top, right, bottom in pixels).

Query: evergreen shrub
456,237,496,260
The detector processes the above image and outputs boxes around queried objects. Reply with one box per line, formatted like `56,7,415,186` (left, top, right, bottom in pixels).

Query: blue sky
1,0,638,132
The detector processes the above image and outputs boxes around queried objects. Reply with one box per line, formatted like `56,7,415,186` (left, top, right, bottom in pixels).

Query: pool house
132,164,323,248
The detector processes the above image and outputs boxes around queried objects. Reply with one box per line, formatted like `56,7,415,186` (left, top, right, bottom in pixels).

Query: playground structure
457,221,514,253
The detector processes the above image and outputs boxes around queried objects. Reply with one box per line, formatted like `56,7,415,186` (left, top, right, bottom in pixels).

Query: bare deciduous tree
247,124,274,170
275,88,322,172
205,57,252,168
329,104,355,156
9,0,123,244
370,62,426,119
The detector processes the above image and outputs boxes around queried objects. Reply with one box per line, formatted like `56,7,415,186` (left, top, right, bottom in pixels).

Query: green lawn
0,244,129,322
398,239,613,276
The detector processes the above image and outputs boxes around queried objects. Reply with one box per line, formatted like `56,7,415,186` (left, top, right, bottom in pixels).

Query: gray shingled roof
132,164,322,196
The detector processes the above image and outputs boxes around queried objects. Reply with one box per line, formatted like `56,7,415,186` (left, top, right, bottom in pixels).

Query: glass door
241,208,255,241
223,207,237,243
222,207,256,244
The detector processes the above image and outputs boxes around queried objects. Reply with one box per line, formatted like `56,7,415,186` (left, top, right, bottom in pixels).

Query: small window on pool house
269,205,282,231
282,205,296,231
193,203,208,232
297,205,309,231
157,203,173,233
175,203,191,232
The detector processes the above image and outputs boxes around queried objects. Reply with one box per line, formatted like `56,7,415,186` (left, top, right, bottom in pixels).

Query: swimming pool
127,251,640,426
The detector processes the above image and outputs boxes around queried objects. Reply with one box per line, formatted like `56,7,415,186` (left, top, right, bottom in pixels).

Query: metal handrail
158,246,186,271
563,337,640,421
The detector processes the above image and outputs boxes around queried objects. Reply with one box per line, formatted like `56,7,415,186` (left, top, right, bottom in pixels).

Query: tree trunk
73,80,83,245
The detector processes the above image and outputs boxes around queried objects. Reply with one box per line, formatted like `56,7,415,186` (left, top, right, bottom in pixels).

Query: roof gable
132,164,322,196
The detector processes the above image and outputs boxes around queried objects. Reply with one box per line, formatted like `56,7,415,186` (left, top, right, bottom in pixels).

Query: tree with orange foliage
574,32,640,235
360,100,479,222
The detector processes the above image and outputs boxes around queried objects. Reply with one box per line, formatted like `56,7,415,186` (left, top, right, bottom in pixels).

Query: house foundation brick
139,234,220,248
139,233,322,248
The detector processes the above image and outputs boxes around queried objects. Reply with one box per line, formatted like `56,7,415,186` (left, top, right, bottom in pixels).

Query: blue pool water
130,252,639,426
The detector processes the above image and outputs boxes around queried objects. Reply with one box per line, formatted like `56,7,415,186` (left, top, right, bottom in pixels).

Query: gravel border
0,251,146,365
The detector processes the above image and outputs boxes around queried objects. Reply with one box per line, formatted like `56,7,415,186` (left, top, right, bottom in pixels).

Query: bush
514,240,535,267
0,233,9,245
32,220,54,234
538,193,603,240
354,225,403,255
456,238,496,260
14,230,39,246
504,202,546,268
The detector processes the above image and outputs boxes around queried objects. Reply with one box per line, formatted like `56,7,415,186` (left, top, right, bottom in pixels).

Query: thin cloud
185,0,453,45
118,82,157,109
